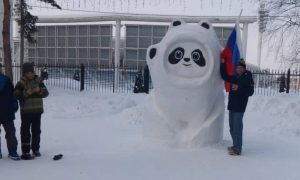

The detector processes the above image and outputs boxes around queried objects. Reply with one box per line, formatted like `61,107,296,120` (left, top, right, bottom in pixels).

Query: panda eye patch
168,47,184,64
192,49,206,67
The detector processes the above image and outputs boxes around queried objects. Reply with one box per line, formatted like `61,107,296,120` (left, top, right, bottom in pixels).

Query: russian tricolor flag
221,23,243,92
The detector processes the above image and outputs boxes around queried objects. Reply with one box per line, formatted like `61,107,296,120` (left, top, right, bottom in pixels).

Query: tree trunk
20,0,24,71
2,0,13,80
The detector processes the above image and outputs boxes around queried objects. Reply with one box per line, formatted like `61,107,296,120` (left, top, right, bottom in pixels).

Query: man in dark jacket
14,62,49,160
0,63,20,160
220,59,254,156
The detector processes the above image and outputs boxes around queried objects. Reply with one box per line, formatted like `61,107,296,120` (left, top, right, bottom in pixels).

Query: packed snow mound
45,88,143,119
144,19,225,147
247,95,300,137
3,88,300,180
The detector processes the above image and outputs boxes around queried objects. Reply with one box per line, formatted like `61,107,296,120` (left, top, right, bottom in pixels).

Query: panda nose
184,58,190,62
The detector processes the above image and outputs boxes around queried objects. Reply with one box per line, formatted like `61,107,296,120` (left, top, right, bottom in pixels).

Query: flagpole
236,9,244,59
237,9,243,23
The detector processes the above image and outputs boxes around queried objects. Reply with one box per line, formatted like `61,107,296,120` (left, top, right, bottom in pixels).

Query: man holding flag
220,17,254,156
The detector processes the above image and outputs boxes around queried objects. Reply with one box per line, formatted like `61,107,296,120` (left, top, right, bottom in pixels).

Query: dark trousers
229,111,244,151
0,121,18,153
20,113,42,154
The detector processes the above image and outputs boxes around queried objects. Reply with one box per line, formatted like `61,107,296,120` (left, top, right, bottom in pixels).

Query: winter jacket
14,76,49,114
0,74,18,122
220,63,254,113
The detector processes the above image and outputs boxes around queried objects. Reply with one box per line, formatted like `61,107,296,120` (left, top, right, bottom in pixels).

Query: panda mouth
182,64,192,67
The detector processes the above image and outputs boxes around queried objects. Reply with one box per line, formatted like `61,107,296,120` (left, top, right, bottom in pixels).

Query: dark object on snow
40,67,48,81
133,70,144,93
143,65,150,94
53,154,63,160
279,75,286,93
73,70,80,81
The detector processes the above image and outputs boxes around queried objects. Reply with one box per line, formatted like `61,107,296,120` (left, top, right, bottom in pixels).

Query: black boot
33,151,41,157
21,153,35,160
228,147,241,156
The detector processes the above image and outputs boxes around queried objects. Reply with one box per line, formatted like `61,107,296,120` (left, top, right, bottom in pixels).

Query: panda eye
192,49,206,67
192,52,200,61
174,50,184,60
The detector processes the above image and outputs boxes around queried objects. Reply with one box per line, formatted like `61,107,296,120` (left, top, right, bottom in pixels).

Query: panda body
144,20,225,147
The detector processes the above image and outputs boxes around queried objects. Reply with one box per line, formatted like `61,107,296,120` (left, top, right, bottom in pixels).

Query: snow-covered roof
36,13,257,24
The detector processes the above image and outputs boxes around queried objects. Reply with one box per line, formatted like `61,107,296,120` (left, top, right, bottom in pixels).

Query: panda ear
199,21,211,30
169,19,186,29
149,48,157,59
147,45,157,60
147,45,158,67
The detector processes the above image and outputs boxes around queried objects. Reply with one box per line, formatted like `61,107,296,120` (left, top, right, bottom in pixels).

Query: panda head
147,19,221,85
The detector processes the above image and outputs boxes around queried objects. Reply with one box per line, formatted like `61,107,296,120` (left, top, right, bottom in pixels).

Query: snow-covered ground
1,87,300,180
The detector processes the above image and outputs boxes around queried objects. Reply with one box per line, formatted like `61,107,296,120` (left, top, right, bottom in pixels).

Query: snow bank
1,88,300,180
246,95,300,137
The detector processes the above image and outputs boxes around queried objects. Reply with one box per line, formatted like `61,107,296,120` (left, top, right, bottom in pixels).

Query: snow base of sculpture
144,92,224,148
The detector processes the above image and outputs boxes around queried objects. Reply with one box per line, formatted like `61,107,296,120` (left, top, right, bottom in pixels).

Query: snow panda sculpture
144,19,225,147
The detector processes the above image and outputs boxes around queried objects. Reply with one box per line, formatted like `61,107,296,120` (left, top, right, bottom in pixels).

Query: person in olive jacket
220,59,254,156
0,63,20,160
14,63,49,160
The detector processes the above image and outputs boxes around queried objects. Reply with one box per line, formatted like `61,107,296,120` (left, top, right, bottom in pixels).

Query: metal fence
11,63,150,93
7,64,300,95
251,69,300,96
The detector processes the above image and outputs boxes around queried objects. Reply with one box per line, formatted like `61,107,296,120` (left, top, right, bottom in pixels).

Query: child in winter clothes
0,63,20,160
14,63,49,160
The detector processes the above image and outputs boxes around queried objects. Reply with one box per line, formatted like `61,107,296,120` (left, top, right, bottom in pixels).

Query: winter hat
22,62,34,75
237,59,246,69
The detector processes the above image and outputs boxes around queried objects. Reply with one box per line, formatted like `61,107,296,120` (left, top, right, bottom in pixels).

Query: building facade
27,24,113,66
26,23,236,68
124,24,233,67
25,14,256,68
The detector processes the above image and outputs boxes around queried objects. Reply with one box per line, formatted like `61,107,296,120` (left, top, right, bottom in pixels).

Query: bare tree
263,0,300,68
2,0,13,80
2,0,61,80
15,0,61,69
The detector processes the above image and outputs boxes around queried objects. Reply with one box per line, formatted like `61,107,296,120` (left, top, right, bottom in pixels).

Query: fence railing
10,63,150,93
251,69,300,96
6,64,300,95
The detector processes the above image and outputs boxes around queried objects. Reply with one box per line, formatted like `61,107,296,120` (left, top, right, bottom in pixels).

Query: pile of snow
246,95,300,137
0,87,299,180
